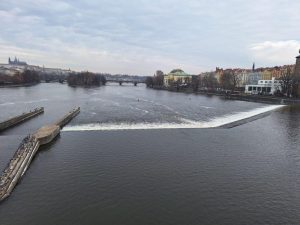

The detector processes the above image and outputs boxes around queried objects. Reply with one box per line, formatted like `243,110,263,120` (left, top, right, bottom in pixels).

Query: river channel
0,83,299,225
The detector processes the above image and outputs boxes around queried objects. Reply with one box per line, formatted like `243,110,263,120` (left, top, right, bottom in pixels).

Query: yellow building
261,70,272,80
164,69,192,87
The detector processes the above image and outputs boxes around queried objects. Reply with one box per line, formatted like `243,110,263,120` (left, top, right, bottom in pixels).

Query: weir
34,107,80,145
0,107,80,202
0,107,44,132
55,107,80,128
62,105,284,132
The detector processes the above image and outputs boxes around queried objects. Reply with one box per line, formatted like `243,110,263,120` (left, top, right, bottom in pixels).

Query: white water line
62,105,284,132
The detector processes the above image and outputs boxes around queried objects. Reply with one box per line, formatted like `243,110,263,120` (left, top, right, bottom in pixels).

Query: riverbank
150,86,300,105
0,82,39,88
223,94,300,105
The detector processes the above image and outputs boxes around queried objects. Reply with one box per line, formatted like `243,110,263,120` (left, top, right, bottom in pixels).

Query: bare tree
202,72,218,90
220,70,240,91
191,75,200,92
280,67,293,97
232,72,241,91
145,76,154,87
153,70,164,86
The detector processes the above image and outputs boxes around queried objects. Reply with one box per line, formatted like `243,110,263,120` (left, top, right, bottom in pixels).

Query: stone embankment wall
224,95,300,105
0,135,40,201
55,107,80,128
0,107,80,202
0,107,44,132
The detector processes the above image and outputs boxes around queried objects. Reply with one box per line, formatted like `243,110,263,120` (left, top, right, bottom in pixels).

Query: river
0,83,300,225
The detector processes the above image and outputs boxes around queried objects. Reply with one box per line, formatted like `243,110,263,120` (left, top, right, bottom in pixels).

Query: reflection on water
281,105,300,138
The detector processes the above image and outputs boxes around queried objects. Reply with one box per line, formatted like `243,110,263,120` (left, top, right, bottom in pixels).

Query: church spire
252,62,255,72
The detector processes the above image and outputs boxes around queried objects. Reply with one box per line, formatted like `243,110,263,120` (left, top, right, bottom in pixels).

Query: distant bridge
105,77,145,86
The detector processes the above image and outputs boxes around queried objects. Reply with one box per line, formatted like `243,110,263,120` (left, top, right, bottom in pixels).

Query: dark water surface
0,84,300,225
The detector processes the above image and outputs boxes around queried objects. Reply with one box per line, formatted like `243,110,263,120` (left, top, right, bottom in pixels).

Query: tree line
145,70,239,92
279,67,300,97
0,69,40,85
67,72,107,86
146,69,300,97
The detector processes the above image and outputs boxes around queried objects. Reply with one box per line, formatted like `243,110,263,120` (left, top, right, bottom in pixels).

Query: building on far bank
245,77,282,95
247,71,262,85
164,69,192,87
234,69,249,88
261,69,272,80
214,64,296,91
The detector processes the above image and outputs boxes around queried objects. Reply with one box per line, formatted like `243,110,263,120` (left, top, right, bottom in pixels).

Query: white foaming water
0,99,48,105
0,102,15,106
199,105,214,109
129,105,149,114
62,105,284,132
23,99,49,104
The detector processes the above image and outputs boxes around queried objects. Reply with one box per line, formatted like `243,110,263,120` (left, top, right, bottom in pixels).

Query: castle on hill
8,57,27,66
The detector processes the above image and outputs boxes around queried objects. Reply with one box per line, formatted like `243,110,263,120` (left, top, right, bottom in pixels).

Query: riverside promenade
223,94,300,105
0,107,44,132
150,86,300,105
0,107,80,201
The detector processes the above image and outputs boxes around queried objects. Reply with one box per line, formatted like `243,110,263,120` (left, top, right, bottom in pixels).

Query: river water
0,83,299,225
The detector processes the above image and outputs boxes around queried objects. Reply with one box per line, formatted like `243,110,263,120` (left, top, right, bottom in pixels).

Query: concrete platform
34,124,60,145
0,107,44,132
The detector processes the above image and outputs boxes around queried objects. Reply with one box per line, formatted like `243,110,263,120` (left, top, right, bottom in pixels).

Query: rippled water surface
0,83,300,225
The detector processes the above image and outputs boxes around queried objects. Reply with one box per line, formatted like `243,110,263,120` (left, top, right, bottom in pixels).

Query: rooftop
167,69,190,76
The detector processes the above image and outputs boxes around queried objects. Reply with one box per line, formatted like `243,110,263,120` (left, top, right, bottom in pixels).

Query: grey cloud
0,0,300,74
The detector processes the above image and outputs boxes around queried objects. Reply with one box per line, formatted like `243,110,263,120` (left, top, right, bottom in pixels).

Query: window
248,86,252,91
267,87,271,93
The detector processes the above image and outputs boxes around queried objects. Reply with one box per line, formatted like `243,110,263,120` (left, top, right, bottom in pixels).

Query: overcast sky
1,0,300,75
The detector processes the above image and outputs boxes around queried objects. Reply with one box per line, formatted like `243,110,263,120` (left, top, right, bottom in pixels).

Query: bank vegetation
67,72,107,86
